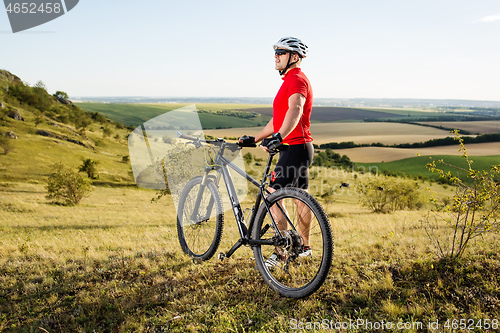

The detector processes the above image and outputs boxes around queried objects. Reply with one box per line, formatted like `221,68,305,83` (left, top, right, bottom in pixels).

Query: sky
1,0,500,101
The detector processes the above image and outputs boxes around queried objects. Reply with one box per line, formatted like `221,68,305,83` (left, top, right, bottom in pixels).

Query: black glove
238,135,256,147
261,133,283,150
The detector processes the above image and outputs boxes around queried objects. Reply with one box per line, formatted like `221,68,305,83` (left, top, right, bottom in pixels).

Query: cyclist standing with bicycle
239,36,314,264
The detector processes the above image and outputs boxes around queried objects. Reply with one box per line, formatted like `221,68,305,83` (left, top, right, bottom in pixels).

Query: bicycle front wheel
252,187,333,298
177,176,224,261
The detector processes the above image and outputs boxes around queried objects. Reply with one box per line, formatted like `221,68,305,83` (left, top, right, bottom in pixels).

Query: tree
34,80,47,90
313,154,325,167
53,91,69,99
30,81,53,111
339,154,353,167
46,163,92,206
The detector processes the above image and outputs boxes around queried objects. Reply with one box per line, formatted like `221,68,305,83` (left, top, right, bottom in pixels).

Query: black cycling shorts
270,142,314,190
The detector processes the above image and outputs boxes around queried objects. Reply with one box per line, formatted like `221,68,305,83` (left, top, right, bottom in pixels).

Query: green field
356,154,500,182
77,103,272,129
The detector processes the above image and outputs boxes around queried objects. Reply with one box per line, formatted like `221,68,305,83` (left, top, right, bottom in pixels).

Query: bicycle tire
177,176,224,261
252,187,333,298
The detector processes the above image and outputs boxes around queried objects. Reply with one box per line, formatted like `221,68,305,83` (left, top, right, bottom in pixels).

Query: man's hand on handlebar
260,132,283,152
238,135,257,147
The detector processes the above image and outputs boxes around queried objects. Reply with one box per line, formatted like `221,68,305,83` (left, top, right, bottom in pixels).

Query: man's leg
295,164,313,247
267,186,288,231
295,193,313,247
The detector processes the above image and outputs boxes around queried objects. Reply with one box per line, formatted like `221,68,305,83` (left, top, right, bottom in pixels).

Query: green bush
243,152,253,163
0,134,13,155
79,158,99,179
102,127,112,138
360,175,424,213
46,163,93,206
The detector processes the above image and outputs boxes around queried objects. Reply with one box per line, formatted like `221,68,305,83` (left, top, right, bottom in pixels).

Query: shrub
152,144,199,202
34,115,44,127
360,175,424,213
243,152,253,163
79,158,99,179
46,163,92,206
102,127,112,138
0,133,13,155
423,130,500,258
321,191,336,213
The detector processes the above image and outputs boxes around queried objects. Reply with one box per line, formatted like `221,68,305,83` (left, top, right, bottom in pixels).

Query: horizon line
70,95,500,103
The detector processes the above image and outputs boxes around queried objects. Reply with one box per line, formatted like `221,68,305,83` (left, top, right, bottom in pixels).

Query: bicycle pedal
218,252,226,261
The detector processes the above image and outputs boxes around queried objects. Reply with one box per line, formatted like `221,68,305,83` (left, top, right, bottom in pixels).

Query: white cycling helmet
273,37,308,58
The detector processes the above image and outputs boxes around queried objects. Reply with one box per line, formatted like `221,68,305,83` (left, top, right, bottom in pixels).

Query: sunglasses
274,49,290,56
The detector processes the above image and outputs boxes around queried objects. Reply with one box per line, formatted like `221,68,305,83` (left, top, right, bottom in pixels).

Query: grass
1,162,500,331
2,100,500,331
0,107,132,184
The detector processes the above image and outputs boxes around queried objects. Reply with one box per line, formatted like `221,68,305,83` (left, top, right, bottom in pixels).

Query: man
239,36,314,266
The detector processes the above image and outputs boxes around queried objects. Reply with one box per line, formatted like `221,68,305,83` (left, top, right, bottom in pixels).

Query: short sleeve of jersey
287,74,309,98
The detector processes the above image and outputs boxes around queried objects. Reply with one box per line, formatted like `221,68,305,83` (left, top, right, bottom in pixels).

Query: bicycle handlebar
176,131,200,142
176,131,288,152
176,131,241,150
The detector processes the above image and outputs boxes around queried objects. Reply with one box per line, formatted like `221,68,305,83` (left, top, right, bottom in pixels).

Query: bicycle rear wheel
177,176,224,261
252,187,333,298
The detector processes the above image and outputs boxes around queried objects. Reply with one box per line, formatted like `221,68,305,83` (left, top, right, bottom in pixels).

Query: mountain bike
175,132,333,298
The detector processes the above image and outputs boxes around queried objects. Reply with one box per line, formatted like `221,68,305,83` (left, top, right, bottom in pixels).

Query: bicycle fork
189,172,218,223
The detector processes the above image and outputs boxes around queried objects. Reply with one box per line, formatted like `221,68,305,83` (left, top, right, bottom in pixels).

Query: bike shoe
265,253,284,268
299,246,312,258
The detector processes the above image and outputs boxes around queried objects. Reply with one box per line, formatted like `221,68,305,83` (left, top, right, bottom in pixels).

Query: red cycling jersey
272,67,313,145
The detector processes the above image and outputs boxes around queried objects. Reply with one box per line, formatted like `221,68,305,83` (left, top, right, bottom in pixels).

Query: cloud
478,13,500,22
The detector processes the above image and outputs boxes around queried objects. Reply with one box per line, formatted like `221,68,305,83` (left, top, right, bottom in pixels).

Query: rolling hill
0,69,132,184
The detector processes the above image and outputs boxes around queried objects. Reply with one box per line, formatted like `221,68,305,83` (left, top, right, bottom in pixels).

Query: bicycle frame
178,133,296,259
